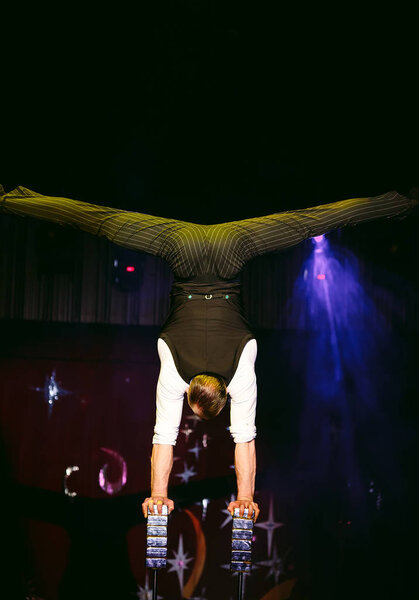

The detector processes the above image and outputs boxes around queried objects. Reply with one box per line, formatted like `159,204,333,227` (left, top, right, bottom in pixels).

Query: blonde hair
188,373,227,420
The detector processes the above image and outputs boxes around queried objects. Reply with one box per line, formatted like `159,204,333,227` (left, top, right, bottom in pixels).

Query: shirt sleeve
227,191,415,261
0,185,187,261
227,339,257,444
152,338,189,446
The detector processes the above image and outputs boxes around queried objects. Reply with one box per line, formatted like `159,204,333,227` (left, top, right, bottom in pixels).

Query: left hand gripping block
146,504,168,569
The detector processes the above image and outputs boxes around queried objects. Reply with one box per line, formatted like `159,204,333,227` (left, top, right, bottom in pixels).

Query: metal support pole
237,572,244,600
152,569,158,600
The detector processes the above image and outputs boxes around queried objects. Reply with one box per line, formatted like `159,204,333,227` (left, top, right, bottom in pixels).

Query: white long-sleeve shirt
152,338,257,445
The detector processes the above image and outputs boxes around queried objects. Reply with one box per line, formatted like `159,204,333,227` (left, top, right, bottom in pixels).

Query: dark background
2,2,418,220
1,2,419,599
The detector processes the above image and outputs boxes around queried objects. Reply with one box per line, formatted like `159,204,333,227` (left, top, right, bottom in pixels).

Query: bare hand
142,496,174,519
228,499,260,522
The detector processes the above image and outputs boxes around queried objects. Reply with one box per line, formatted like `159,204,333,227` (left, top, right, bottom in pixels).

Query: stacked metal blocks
231,507,254,573
146,504,168,569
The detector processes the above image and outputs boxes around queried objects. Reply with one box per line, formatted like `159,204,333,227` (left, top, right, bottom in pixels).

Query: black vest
160,278,254,385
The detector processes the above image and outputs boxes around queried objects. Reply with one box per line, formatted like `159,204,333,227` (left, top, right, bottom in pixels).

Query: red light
317,274,326,280
126,266,135,272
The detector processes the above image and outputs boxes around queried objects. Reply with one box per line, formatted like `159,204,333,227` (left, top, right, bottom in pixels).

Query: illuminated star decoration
181,423,193,441
167,534,194,592
175,461,197,484
188,440,202,460
220,494,236,529
31,369,72,416
257,545,286,585
135,572,163,600
254,496,284,556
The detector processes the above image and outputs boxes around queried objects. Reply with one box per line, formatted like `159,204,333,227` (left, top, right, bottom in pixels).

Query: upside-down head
187,373,227,420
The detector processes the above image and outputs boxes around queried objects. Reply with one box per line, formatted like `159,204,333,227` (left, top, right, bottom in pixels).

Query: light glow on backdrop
284,231,409,516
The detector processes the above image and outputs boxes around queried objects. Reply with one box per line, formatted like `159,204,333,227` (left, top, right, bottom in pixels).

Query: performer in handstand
1,185,417,523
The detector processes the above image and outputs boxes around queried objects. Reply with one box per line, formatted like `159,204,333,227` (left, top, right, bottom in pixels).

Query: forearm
150,444,174,496
234,440,256,500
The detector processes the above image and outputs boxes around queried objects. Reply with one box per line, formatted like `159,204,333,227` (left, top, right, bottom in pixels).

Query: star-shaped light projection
175,461,197,484
135,572,163,600
188,440,202,460
31,369,72,416
220,494,236,529
167,534,194,592
257,546,287,585
180,423,193,441
254,496,284,557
